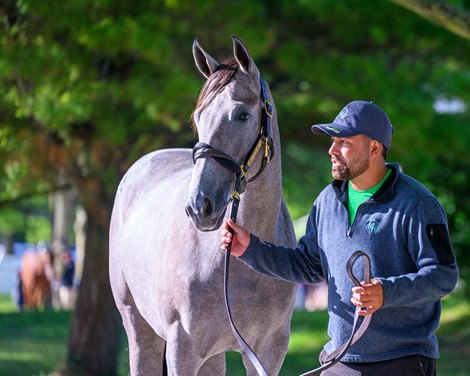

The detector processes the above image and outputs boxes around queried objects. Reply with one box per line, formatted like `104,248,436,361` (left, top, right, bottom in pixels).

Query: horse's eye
239,112,250,121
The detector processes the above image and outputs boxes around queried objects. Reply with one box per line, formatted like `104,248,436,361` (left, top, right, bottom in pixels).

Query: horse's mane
190,57,238,132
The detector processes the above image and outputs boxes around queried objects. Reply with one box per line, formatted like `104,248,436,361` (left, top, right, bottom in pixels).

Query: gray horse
109,36,297,375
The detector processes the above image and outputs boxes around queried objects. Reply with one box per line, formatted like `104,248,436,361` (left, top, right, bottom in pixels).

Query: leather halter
192,76,273,196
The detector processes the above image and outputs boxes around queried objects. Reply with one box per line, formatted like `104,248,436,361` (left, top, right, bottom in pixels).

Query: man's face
328,135,372,181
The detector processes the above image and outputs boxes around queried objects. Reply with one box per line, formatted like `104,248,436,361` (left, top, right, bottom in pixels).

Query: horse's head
185,36,273,231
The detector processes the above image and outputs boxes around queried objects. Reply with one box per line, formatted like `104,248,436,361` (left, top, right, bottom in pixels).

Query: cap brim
311,123,360,138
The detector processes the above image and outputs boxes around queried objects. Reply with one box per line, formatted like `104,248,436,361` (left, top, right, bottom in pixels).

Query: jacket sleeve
238,204,325,284
379,196,459,308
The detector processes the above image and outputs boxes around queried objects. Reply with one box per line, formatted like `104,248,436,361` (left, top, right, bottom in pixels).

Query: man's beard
331,155,370,181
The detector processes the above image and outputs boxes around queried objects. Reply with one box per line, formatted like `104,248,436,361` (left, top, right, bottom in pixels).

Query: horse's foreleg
241,330,290,376
117,277,166,376
198,353,226,375
165,325,226,376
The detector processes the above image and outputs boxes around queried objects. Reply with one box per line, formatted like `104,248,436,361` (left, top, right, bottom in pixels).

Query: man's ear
370,140,382,158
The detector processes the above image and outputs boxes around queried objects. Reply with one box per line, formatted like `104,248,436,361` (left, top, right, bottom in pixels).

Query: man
220,101,459,375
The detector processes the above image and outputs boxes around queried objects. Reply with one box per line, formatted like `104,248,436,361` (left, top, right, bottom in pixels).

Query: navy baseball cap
311,101,394,149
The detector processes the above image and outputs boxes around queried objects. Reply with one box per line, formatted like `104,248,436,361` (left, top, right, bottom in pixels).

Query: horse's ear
232,35,258,78
192,38,219,79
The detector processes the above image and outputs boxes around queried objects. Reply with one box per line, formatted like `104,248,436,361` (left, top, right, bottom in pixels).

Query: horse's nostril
184,205,192,218
202,197,213,217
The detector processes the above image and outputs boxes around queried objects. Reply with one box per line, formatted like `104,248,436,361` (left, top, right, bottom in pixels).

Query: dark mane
190,57,238,132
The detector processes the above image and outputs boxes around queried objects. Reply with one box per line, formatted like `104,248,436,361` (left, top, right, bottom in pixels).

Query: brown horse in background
20,249,54,309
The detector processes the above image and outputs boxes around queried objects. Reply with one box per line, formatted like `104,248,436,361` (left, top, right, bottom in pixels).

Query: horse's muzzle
185,195,227,232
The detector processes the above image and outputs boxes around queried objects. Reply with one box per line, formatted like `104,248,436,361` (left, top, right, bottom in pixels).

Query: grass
0,305,70,376
0,293,469,376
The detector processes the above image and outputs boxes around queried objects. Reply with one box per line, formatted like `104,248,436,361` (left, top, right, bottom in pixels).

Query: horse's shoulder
132,148,192,172
119,148,192,191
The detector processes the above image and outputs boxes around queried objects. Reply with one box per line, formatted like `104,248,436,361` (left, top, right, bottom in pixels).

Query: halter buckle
264,100,273,118
240,164,247,177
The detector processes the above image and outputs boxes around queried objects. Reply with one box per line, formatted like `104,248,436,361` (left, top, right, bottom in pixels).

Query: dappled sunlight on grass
0,293,16,313
1,293,470,376
436,291,470,376
0,295,70,376
282,310,329,374
288,310,329,353
439,292,470,342
440,294,470,324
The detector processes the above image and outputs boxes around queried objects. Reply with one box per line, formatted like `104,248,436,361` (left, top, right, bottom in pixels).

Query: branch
0,184,71,209
389,0,470,41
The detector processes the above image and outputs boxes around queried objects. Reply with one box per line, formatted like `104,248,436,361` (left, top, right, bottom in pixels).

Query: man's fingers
220,233,232,245
357,306,376,316
227,218,238,232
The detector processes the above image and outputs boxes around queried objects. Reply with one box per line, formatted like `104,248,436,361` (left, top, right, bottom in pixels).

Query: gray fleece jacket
239,163,459,362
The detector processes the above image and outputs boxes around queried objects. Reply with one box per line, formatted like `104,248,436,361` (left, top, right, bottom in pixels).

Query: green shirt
348,168,392,224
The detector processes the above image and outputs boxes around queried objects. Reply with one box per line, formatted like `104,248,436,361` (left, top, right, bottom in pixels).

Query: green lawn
0,292,469,376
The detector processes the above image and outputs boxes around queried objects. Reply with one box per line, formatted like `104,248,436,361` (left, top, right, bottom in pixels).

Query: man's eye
239,112,250,121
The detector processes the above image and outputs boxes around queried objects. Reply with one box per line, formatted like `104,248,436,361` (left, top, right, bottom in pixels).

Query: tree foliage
1,0,469,374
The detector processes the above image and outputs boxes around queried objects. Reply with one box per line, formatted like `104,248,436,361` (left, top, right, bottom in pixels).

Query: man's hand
351,278,384,316
220,219,250,257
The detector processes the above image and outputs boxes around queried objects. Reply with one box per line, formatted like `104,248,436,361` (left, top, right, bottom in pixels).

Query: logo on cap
338,107,348,120
326,126,341,134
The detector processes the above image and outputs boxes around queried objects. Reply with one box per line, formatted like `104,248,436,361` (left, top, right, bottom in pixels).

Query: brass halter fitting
230,190,240,201
263,99,273,118
262,137,271,164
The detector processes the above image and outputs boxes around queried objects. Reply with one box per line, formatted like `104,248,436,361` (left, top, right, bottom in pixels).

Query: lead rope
221,78,272,376
224,191,268,376
225,213,372,376
220,162,372,372
299,251,372,376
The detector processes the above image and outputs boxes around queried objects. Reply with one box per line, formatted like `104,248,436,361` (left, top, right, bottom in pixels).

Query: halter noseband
192,76,274,196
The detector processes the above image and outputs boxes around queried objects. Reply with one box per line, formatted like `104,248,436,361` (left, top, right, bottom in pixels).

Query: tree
0,1,272,373
1,0,469,374
390,0,470,41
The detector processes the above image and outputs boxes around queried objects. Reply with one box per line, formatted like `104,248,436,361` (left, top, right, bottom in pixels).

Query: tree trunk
51,169,76,309
51,170,75,262
3,233,14,255
65,205,121,375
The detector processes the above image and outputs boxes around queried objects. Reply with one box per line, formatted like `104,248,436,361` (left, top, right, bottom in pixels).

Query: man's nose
329,142,338,156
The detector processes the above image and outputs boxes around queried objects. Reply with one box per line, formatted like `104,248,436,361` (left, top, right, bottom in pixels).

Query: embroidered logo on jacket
366,219,380,234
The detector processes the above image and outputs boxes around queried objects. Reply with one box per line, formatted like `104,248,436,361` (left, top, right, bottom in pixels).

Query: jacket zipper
347,201,372,238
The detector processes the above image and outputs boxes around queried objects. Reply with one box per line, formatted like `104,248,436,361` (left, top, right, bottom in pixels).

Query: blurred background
0,0,469,375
